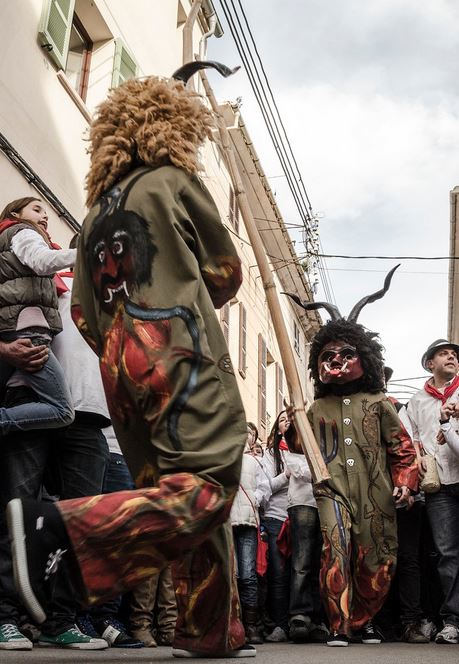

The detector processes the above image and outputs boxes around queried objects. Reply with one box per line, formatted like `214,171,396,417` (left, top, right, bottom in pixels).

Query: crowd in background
232,407,442,646
0,196,457,651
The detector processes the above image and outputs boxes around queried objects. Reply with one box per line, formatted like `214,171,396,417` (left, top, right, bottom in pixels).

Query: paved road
1,642,459,663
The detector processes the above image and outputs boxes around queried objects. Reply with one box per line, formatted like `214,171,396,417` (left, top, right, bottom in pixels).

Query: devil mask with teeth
285,265,399,398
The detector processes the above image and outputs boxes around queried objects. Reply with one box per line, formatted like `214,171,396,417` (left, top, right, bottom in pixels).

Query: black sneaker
308,622,329,643
402,623,429,644
327,632,349,647
361,620,381,644
76,614,100,639
95,618,144,648
289,617,312,642
7,498,71,625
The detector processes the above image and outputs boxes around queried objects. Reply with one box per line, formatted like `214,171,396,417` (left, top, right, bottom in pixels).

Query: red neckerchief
0,219,23,234
424,374,459,404
279,437,289,451
55,271,73,297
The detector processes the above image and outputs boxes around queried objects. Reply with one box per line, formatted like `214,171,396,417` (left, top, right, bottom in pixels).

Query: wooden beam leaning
200,71,329,483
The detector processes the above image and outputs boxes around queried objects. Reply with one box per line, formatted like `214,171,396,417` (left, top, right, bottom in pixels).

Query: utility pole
200,71,329,484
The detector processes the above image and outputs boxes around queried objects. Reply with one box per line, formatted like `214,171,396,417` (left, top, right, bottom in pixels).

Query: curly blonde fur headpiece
85,76,214,207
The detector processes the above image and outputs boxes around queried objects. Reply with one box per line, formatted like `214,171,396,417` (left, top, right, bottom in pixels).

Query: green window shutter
38,0,75,69
111,39,139,88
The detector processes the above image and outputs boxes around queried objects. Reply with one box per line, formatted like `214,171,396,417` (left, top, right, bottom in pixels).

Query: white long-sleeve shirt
11,229,76,275
284,452,317,509
407,383,459,485
230,453,270,527
256,450,289,521
440,420,459,459
52,275,110,421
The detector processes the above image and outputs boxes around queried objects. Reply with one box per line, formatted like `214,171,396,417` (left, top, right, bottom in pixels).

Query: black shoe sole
7,499,46,624
172,646,256,658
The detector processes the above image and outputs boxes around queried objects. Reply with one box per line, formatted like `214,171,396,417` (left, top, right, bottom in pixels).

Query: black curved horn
282,293,342,322
171,60,240,83
347,264,400,323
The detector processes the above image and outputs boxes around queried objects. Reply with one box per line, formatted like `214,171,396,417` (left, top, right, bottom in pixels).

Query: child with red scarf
0,197,75,434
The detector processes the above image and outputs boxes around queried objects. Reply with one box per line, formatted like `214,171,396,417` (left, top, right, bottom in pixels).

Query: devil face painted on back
87,187,156,313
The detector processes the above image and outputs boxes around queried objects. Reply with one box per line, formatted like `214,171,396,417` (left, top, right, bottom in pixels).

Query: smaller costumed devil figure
286,266,418,646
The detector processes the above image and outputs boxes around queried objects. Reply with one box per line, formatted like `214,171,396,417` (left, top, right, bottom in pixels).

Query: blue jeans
262,517,290,632
233,525,258,607
425,483,459,626
89,452,135,622
46,413,110,499
0,348,74,434
288,505,322,621
102,452,136,493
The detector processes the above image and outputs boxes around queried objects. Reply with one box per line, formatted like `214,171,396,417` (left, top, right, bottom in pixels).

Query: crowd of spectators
0,196,458,651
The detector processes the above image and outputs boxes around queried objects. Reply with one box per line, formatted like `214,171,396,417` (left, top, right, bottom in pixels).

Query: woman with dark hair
258,410,292,642
230,423,268,644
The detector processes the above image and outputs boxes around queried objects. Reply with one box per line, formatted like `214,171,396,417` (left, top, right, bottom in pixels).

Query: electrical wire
216,0,336,302
311,253,455,260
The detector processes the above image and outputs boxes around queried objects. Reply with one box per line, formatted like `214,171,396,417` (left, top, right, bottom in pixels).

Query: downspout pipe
199,12,217,59
182,0,203,90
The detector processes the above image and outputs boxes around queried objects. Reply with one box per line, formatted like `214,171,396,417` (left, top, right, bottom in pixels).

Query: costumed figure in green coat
286,267,418,647
6,62,257,658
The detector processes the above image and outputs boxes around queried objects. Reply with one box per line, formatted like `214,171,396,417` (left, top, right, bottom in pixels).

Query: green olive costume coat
308,391,418,634
57,165,248,654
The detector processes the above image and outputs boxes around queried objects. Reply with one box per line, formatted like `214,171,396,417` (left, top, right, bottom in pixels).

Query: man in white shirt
407,339,459,644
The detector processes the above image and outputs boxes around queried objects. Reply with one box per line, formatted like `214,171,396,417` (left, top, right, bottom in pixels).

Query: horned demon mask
285,265,399,397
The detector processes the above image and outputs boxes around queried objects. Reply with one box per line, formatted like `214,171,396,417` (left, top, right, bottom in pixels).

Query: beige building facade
0,0,320,442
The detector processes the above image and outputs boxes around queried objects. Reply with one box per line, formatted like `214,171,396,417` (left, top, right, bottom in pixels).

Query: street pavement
1,642,459,663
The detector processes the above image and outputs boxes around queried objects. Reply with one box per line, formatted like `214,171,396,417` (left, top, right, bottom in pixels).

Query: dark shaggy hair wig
309,319,385,398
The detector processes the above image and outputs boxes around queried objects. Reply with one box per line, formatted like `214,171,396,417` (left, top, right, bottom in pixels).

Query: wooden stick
200,72,329,483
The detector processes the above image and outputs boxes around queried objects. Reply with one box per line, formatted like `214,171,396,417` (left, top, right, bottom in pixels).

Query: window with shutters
229,187,239,234
38,1,139,101
276,363,284,415
220,303,230,345
238,303,247,378
39,0,76,70
64,14,92,101
111,39,139,88
258,335,267,439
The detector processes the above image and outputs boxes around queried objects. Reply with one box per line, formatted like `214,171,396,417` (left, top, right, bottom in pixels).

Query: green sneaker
38,625,108,649
0,623,33,650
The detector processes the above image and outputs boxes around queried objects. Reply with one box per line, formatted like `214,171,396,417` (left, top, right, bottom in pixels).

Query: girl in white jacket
230,423,269,644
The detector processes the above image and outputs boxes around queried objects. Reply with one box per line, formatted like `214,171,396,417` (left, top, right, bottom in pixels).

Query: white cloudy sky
208,0,459,400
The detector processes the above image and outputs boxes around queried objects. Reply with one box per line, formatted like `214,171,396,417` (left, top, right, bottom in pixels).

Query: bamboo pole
200,72,329,483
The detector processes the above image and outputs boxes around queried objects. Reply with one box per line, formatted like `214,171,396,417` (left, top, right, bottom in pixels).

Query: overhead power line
311,253,455,260
217,0,336,303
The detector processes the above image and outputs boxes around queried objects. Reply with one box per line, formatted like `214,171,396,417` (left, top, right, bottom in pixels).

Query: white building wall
0,0,316,442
